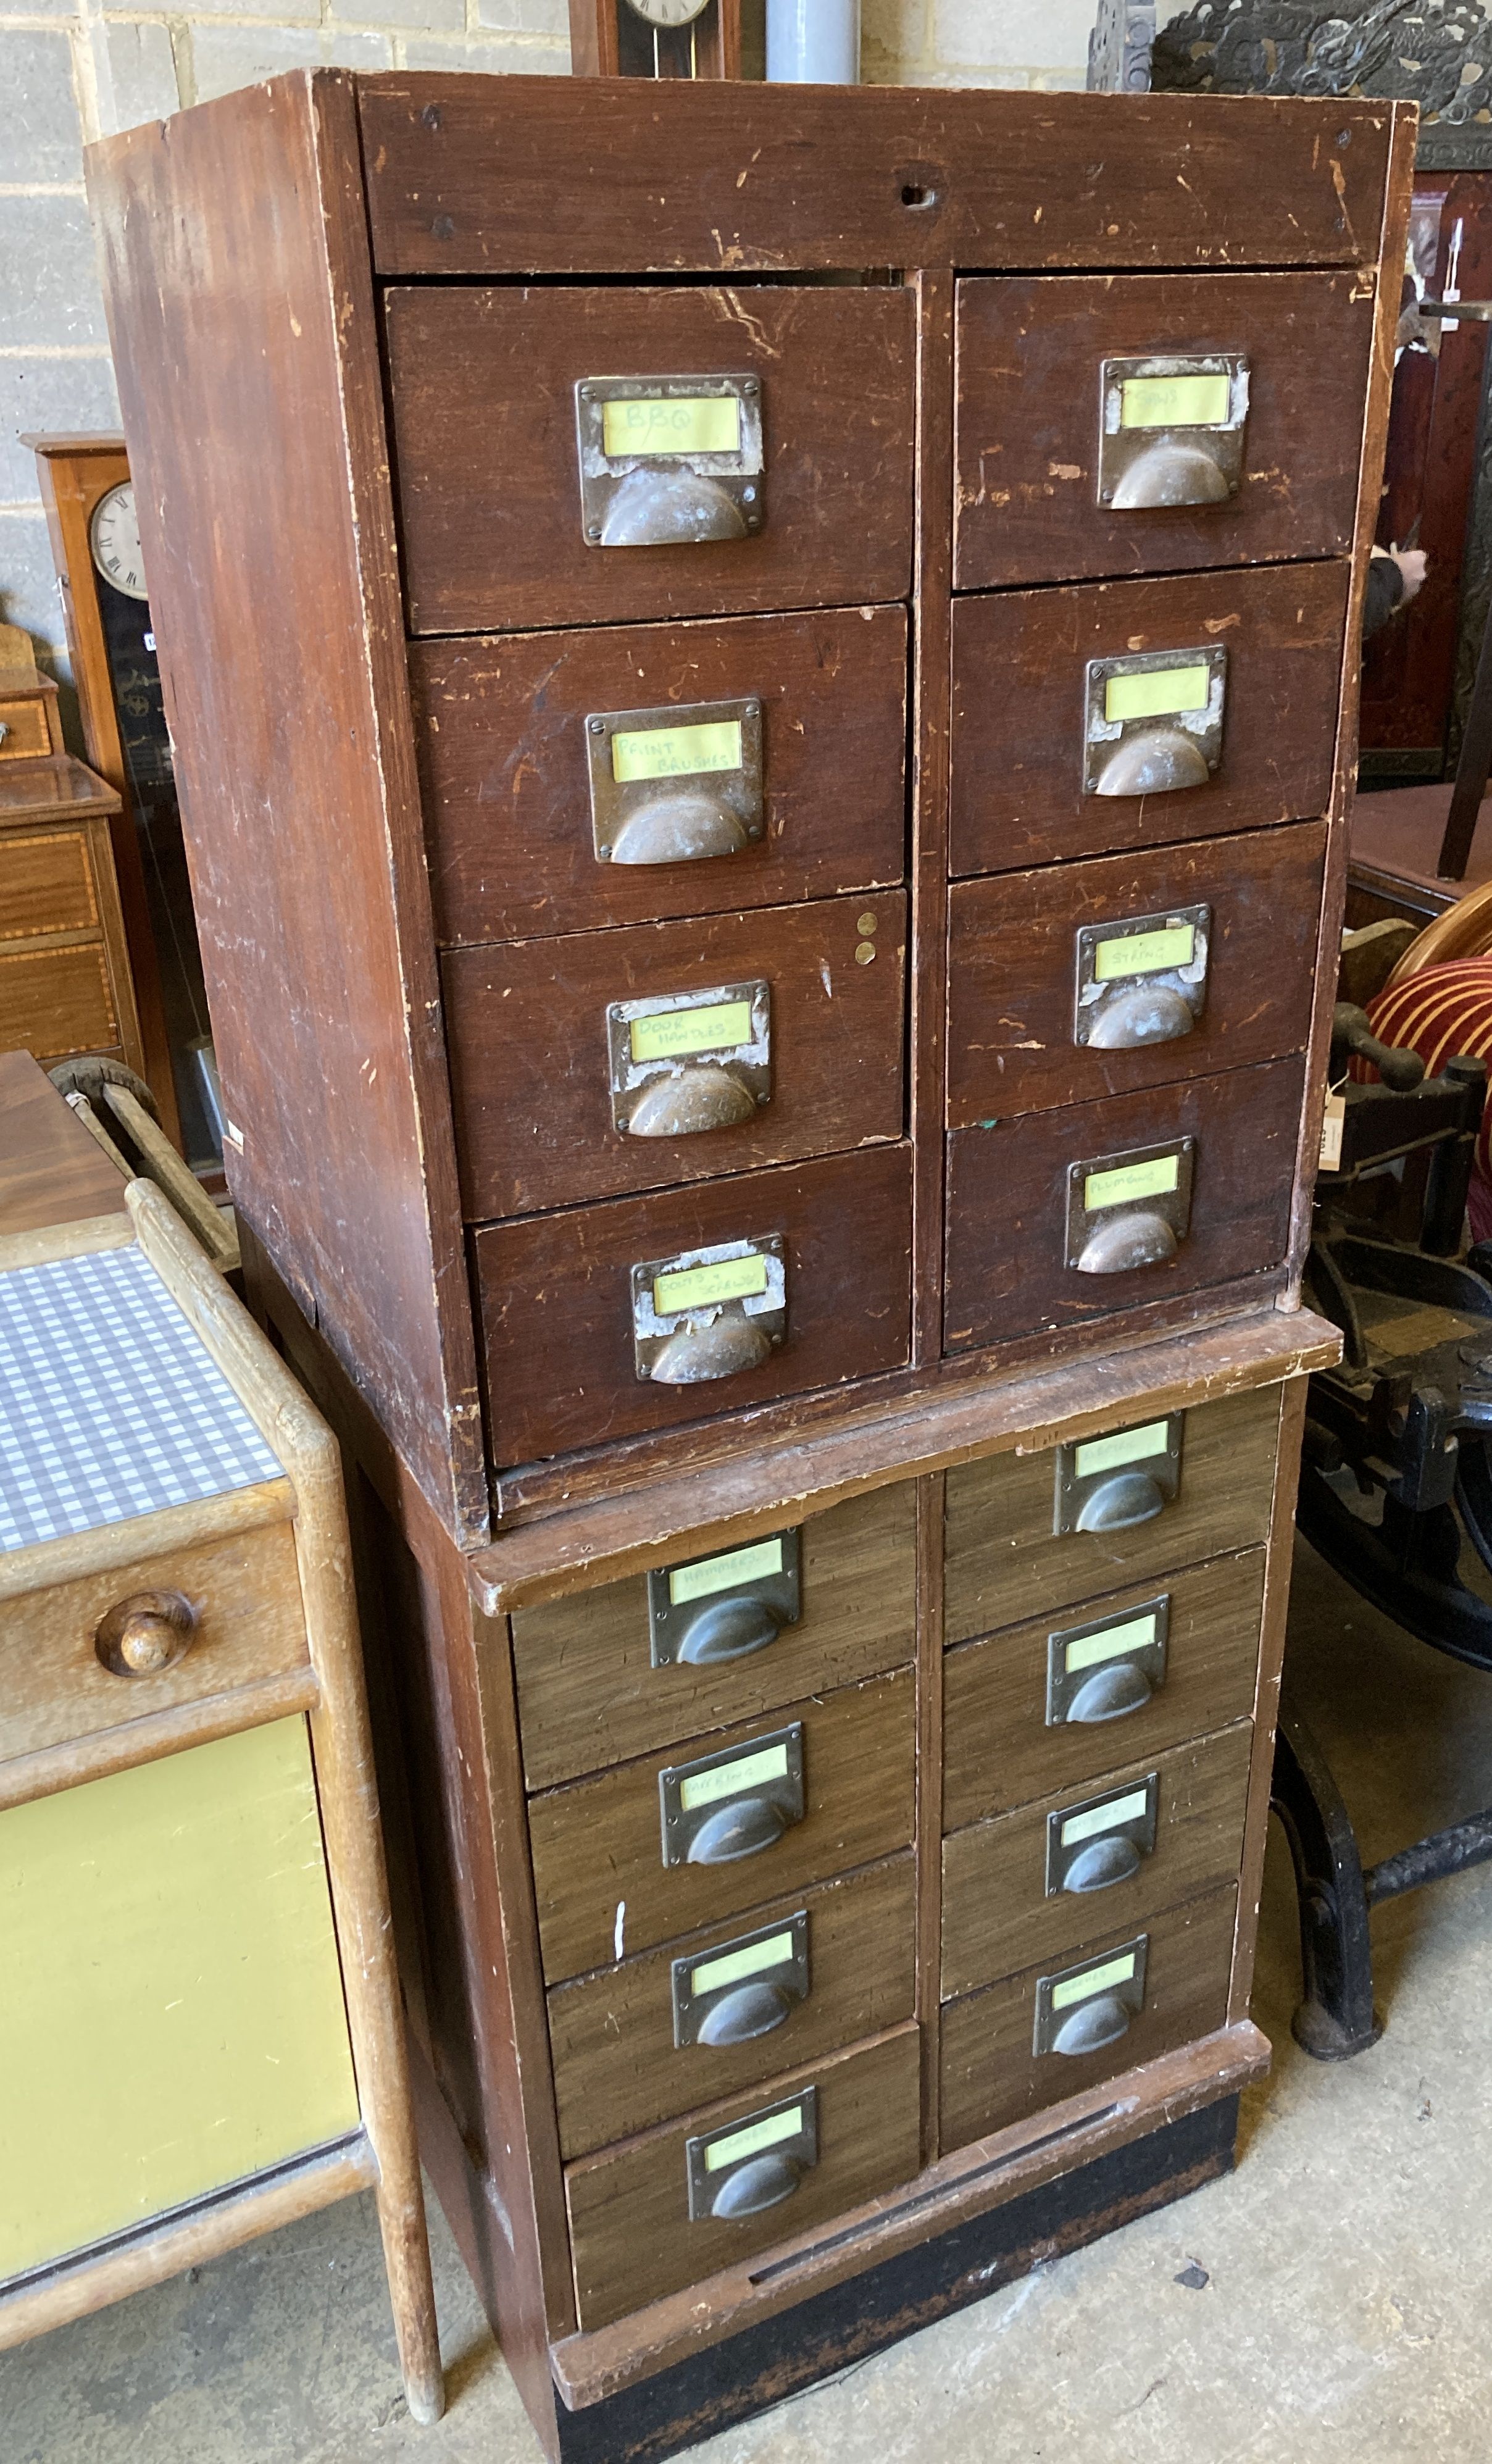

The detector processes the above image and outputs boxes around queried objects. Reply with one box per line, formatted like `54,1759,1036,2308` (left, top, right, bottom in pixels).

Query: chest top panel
0,1243,283,1551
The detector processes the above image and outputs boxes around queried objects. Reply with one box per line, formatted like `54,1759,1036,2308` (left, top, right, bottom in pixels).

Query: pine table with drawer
88,70,1411,2464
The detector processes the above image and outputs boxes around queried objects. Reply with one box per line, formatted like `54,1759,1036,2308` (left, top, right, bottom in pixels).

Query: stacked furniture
89,72,1411,2459
0,1055,441,2422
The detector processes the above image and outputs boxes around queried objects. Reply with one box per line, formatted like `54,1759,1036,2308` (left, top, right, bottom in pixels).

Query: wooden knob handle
94,1590,198,1677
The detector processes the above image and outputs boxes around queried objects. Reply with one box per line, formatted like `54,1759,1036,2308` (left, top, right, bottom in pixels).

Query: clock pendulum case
27,435,222,1169
569,0,741,78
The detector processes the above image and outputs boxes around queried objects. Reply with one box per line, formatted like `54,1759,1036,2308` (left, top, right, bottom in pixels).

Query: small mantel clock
569,0,741,78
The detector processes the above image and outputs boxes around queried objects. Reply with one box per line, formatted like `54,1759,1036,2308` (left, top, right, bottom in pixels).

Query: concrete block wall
2,0,1158,680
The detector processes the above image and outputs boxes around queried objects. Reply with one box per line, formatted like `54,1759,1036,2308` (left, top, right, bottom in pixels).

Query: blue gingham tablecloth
0,1243,283,1553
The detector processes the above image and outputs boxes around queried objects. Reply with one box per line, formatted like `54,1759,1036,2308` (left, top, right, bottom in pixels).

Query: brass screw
855,942,876,966
857,912,877,936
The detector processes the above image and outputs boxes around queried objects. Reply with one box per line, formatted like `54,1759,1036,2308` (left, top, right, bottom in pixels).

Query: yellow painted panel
0,1718,359,2282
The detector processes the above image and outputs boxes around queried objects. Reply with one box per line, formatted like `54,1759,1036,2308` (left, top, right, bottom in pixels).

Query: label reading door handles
608,979,770,1138
659,1722,805,1868
672,1910,810,2048
1046,1594,1170,1727
631,1234,786,1385
648,1529,802,1668
1065,1137,1195,1276
685,2087,819,2222
576,374,764,549
1074,904,1211,1051
1045,1775,1159,1897
1097,353,1249,509
1052,1413,1183,1534
1034,1939,1149,2059
587,697,765,866
1084,646,1227,798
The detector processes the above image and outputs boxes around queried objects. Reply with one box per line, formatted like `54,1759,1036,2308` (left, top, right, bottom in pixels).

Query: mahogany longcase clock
569,0,741,78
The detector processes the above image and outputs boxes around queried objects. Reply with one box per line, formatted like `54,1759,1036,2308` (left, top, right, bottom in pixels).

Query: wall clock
569,0,741,78
27,435,222,1169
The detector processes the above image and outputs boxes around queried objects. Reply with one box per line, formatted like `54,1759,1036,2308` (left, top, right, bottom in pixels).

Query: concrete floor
10,1536,1492,2464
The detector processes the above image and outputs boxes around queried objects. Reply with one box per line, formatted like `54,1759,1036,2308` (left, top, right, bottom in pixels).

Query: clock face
90,481,150,602
625,0,711,24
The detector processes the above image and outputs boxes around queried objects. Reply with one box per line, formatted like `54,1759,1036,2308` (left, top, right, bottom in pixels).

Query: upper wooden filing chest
88,76,1408,1553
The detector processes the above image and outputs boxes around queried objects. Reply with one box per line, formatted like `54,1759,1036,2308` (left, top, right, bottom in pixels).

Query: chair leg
1270,1692,1383,2060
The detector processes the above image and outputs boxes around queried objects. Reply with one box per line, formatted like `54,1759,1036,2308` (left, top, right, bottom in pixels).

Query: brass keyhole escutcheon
94,1589,199,1677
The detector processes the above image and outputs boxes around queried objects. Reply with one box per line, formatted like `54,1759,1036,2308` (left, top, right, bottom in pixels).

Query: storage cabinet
90,70,1409,2463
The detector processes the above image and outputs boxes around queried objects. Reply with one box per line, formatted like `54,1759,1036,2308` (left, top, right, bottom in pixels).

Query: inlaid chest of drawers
88,69,1410,2460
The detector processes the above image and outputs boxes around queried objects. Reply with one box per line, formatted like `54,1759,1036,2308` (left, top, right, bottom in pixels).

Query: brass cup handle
709,2150,804,2220
1093,726,1211,800
94,1589,199,1677
1051,1992,1134,2058
696,1979,794,2047
609,790,749,867
686,1795,788,1865
1074,1469,1166,1532
1075,1208,1178,1276
1062,1835,1144,1894
676,1597,783,1665
1110,436,1231,509
625,1064,758,1139
1065,1660,1154,1724
649,1317,773,1385
600,467,747,549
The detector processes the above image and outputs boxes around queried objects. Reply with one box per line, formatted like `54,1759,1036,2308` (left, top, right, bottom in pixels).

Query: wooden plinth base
550,2095,1238,2464
1348,784,1492,930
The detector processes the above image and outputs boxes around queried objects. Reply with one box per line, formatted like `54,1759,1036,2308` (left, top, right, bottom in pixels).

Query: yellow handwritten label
631,998,754,1065
1120,372,1232,430
612,719,744,785
1104,664,1211,724
692,1930,796,1999
654,1253,769,1316
1093,923,1196,982
679,1741,790,1813
1084,1153,1180,1213
602,396,742,458
704,2103,804,2172
1061,1786,1151,1850
1073,1419,1171,1480
670,1535,784,1607
1051,1950,1138,2011
1064,1610,1157,1676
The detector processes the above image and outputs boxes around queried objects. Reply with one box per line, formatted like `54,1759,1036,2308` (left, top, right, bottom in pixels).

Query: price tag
611,719,744,783
601,396,742,458
1120,372,1233,430
1050,1948,1138,2012
691,1929,797,2000
669,1535,785,1606
1104,664,1211,724
1073,1419,1171,1479
1060,1785,1152,1850
1319,1091,1346,1172
1064,1608,1158,1675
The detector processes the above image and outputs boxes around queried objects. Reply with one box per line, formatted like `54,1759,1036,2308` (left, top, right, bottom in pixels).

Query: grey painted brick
398,34,570,72
181,0,320,27
1,27,85,183
100,24,183,135
0,352,120,506
473,0,571,34
190,24,393,104
0,511,69,666
932,0,1090,70
0,0,78,17
0,198,109,351
338,0,465,31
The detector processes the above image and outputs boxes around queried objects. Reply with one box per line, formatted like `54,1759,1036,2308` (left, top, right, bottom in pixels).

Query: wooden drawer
385,283,915,635
0,942,118,1064
953,270,1373,591
412,607,909,946
948,561,1346,879
511,1483,917,1792
0,827,102,942
527,1666,915,1984
476,1143,912,1469
947,824,1325,1126
938,1886,1237,2153
944,1382,1282,1645
943,1549,1265,1826
548,1853,915,2158
565,2023,921,2331
444,892,906,1221
0,1522,309,1772
943,1056,1304,1356
941,1725,1253,1997
0,696,56,763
